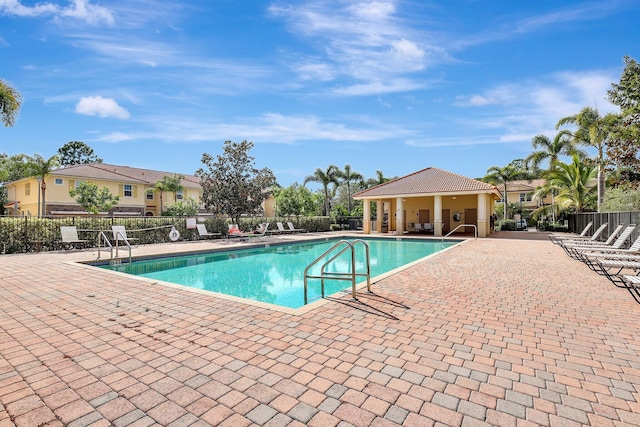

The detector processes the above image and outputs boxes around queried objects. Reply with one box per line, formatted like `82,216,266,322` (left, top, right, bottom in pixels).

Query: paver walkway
0,234,639,426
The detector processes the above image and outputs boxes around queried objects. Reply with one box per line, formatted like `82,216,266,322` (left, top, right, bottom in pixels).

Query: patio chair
423,223,434,233
273,222,290,234
228,223,270,242
287,222,306,233
558,222,608,245
574,228,640,268
621,275,640,304
549,221,593,244
112,225,139,248
561,223,621,253
196,223,221,240
592,258,640,288
60,226,92,249
413,223,424,233
563,224,636,260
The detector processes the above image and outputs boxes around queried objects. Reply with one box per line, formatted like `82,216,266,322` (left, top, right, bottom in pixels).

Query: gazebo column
395,197,404,235
376,199,383,233
434,195,443,237
477,193,488,237
363,199,371,234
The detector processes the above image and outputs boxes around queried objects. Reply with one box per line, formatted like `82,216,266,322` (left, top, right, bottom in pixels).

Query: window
124,184,133,197
25,183,31,196
176,190,184,200
54,178,63,185
146,192,154,200
75,180,85,188
519,193,526,203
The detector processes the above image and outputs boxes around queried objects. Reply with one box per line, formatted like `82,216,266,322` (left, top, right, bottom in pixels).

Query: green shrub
496,219,516,231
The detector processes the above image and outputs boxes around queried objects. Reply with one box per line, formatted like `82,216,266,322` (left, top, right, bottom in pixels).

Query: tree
57,141,103,166
556,107,614,211
335,164,364,215
164,198,200,216
69,181,119,214
0,154,30,215
365,170,391,188
0,79,22,127
483,163,524,221
274,183,318,216
544,155,597,213
27,154,59,217
196,140,276,224
159,174,185,203
525,132,587,172
606,56,640,187
303,165,339,216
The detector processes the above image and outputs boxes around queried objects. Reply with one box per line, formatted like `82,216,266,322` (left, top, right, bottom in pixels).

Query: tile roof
50,163,202,188
353,167,500,198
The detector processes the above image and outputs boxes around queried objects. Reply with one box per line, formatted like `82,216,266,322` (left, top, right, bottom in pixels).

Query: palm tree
0,79,22,127
539,155,597,214
526,132,587,172
27,154,59,217
556,107,614,211
336,164,364,215
484,164,522,221
365,170,390,188
303,165,339,216
162,174,185,203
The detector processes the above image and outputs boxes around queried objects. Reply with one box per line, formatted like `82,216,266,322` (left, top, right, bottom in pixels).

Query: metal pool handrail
303,239,371,305
442,224,477,243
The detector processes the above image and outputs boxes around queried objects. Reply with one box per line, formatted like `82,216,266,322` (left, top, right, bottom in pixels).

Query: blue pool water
101,238,458,309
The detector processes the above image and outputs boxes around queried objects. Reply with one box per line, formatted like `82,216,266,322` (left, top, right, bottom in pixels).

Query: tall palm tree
162,174,185,203
484,164,522,221
28,154,59,217
0,79,22,127
303,165,339,216
526,132,587,172
556,107,614,211
336,164,364,215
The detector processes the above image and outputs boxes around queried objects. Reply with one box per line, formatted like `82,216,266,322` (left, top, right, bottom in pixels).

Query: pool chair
423,223,434,234
60,226,92,249
196,223,221,240
592,258,640,288
621,275,640,304
272,222,290,235
112,225,139,248
561,224,633,259
287,222,306,233
559,222,610,248
571,226,640,266
412,223,424,233
228,223,270,242
549,221,593,245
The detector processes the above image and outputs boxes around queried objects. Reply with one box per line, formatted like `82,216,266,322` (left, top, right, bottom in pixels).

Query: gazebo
353,167,502,238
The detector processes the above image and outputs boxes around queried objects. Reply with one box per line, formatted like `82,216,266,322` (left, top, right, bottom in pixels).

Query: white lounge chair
621,275,640,304
112,225,139,247
563,224,636,260
196,223,221,239
287,222,305,233
60,226,92,249
559,223,608,245
549,221,593,244
275,222,290,234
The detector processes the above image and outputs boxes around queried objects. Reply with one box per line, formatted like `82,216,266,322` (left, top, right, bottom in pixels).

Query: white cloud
75,96,130,119
0,0,114,25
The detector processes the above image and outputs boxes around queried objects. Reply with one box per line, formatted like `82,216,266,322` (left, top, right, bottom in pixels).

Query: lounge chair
592,258,640,287
549,221,593,245
621,275,640,304
60,226,92,249
274,222,291,234
558,222,608,245
112,225,139,247
563,224,636,260
561,223,622,254
196,223,221,240
575,229,640,268
287,222,305,233
228,223,270,242
412,223,424,233
423,223,434,234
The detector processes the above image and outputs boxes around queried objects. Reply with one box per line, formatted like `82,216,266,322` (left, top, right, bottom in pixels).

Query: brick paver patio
1,233,639,426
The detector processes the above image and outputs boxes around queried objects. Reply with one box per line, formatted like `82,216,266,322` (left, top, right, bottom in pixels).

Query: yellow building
3,163,203,217
497,179,552,211
353,167,502,238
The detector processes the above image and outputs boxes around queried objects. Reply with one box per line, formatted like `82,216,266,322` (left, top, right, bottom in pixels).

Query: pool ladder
303,239,371,305
97,231,132,265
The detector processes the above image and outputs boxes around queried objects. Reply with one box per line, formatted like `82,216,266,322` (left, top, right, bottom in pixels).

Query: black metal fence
0,215,333,254
570,211,640,244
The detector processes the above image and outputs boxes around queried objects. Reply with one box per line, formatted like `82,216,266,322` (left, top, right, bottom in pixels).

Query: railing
442,224,477,243
303,239,371,305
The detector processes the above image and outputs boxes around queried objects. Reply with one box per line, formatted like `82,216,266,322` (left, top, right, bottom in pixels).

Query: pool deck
1,232,639,426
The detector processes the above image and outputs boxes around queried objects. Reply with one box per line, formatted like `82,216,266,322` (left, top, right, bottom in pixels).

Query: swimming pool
101,237,459,309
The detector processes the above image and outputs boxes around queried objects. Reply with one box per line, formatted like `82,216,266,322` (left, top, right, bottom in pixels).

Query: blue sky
1,0,639,187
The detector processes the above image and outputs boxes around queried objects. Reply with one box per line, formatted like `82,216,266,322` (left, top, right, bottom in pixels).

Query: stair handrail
114,230,132,264
97,231,113,261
